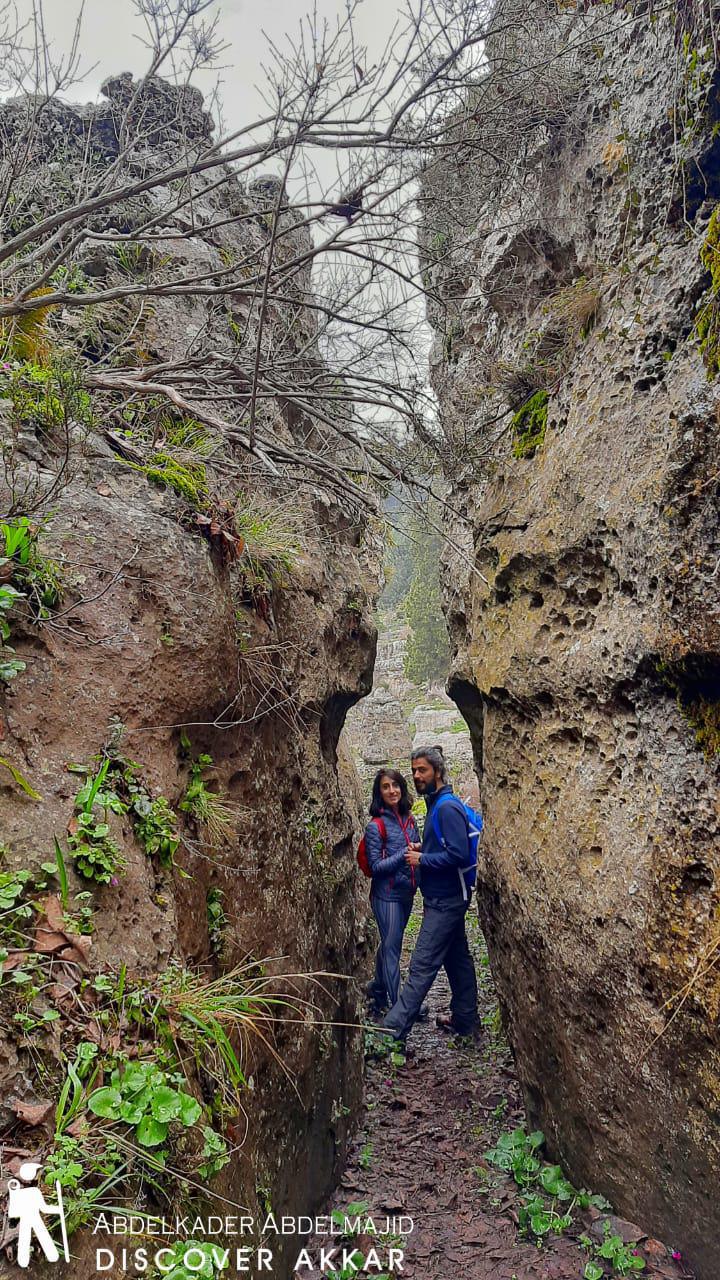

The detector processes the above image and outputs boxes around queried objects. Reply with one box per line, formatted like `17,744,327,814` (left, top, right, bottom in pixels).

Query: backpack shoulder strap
430,792,465,845
372,816,387,843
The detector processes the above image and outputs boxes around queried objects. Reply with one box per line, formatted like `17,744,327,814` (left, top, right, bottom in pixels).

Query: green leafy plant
695,205,720,376
88,1059,201,1149
485,1127,544,1183
517,1191,572,1239
115,405,213,507
0,867,30,913
594,1222,646,1274
44,1136,87,1190
0,754,41,798
46,1046,128,1236
180,744,241,845
0,856,58,947
196,1124,230,1179
68,758,125,884
161,417,217,457
359,1141,373,1169
0,359,92,432
207,887,228,956
53,836,70,909
330,1201,370,1233
0,580,25,682
86,956,311,1116
13,1003,61,1034
50,263,91,294
114,242,149,276
2,516,62,609
121,762,179,866
0,948,61,1037
55,1041,101,1134
485,1129,610,1242
157,957,327,1104
0,853,91,950
303,803,326,857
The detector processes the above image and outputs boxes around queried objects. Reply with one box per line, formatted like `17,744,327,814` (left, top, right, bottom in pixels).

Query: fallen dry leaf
34,927,68,954
60,936,92,967
13,1099,53,1127
49,968,80,1002
34,895,91,968
43,895,65,933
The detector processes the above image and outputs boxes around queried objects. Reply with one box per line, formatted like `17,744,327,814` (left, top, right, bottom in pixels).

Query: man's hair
411,745,449,784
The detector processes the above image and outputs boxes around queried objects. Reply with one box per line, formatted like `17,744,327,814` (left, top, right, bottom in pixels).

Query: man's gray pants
382,894,478,1041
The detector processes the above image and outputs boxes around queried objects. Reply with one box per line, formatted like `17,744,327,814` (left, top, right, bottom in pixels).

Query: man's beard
415,779,437,796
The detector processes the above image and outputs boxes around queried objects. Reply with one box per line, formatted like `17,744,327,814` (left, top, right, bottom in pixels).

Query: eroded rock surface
0,78,379,1278
423,3,720,1273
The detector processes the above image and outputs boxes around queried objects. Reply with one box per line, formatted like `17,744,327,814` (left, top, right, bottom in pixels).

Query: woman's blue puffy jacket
364,808,419,902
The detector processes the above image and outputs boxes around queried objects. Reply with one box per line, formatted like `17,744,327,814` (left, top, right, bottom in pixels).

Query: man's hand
405,845,421,866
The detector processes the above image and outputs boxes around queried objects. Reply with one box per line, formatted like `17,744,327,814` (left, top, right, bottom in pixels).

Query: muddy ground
301,908,695,1280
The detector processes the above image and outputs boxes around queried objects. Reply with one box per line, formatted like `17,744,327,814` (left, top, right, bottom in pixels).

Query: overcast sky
21,0,404,136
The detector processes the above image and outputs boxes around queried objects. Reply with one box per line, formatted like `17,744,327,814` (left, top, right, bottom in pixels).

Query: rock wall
423,3,720,1273
0,78,379,1278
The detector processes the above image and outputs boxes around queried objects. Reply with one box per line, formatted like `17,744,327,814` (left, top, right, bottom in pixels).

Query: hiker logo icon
7,1161,70,1267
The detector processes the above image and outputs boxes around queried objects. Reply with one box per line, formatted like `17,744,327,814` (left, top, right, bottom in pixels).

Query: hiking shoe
416,1003,430,1023
365,982,387,1004
436,1011,480,1037
368,1004,388,1024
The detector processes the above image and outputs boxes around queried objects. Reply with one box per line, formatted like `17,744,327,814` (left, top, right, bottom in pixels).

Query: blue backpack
430,793,484,900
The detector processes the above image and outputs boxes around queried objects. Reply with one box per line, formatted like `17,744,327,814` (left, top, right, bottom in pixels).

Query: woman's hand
405,844,421,866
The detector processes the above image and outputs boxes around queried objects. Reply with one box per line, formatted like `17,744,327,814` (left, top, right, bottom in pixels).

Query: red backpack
357,817,386,878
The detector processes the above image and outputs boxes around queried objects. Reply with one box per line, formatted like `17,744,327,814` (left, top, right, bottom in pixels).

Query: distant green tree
403,528,450,686
379,516,414,611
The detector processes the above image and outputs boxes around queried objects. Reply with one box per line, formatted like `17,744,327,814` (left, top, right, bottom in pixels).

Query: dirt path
306,910,695,1280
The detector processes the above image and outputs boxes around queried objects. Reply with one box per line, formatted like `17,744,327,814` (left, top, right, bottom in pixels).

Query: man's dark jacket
419,784,470,899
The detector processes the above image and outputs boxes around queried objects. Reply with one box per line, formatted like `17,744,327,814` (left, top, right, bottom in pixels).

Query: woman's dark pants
367,895,413,1010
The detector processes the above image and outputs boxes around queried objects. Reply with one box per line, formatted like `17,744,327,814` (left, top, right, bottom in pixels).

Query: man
381,745,479,1047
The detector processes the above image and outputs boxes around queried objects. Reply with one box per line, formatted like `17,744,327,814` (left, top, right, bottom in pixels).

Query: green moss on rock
511,390,548,459
133,451,209,507
687,697,720,759
657,655,720,760
695,206,720,377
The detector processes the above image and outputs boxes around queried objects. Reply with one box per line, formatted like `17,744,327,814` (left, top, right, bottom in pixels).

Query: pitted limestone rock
423,3,720,1274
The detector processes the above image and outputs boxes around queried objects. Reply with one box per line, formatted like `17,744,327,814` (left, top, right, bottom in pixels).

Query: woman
364,768,420,1016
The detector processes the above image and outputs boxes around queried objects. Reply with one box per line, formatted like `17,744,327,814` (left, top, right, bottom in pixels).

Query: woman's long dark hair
369,768,413,818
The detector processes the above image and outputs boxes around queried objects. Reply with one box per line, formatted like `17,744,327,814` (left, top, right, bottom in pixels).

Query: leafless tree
0,0,679,538
0,0,508,522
